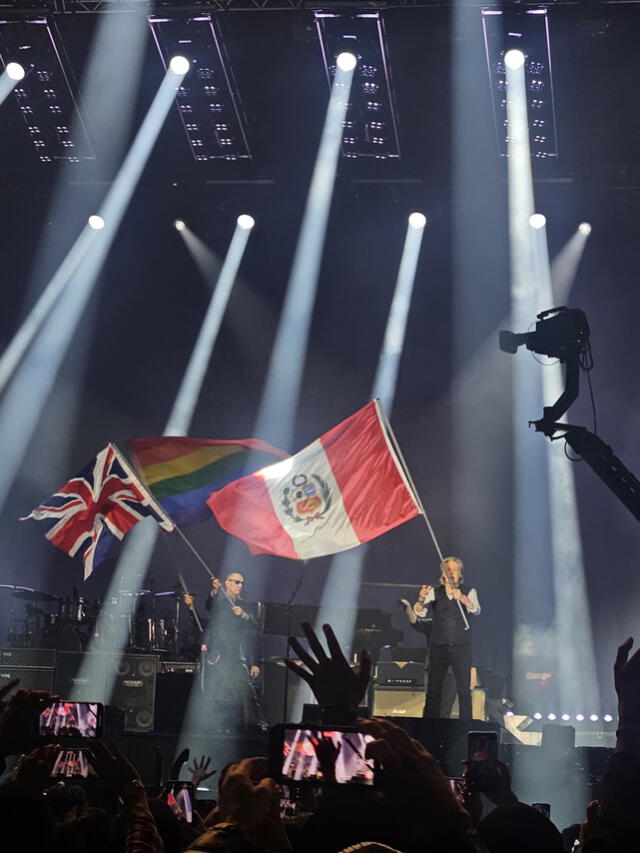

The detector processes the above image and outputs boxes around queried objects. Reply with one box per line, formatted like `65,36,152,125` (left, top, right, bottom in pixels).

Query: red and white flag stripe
207,401,421,560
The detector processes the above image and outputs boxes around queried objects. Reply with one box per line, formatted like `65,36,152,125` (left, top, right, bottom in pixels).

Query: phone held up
532,802,551,819
39,701,104,739
166,781,194,823
268,723,378,787
51,748,98,779
466,730,498,793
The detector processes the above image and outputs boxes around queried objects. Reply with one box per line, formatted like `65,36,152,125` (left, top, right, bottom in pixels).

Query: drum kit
2,582,187,655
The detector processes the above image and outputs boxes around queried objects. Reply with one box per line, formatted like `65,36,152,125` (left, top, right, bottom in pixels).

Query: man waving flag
21,443,174,579
207,400,421,560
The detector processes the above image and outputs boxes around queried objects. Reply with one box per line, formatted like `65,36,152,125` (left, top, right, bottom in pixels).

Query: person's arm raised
284,622,371,724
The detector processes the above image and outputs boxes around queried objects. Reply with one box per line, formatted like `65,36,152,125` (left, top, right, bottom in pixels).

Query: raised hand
12,744,60,792
87,740,141,795
189,755,216,787
614,636,640,731
0,687,55,757
285,622,371,718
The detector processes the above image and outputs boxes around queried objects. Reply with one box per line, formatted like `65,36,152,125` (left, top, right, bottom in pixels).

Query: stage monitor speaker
397,718,501,777
111,654,158,733
372,686,424,718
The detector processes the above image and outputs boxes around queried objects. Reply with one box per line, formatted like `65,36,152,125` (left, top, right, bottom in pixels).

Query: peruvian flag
206,401,421,560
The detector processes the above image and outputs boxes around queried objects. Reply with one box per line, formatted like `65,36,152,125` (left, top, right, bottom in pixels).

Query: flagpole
375,400,470,631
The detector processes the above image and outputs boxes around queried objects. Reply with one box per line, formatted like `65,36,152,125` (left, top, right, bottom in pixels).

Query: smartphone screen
167,781,194,823
51,748,97,779
271,725,376,786
466,731,498,792
39,702,103,738
532,802,551,819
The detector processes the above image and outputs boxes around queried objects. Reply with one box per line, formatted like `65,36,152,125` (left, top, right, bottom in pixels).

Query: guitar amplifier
372,686,424,718
375,661,426,689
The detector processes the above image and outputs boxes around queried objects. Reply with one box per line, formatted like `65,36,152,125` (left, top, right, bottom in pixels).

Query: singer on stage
419,556,480,720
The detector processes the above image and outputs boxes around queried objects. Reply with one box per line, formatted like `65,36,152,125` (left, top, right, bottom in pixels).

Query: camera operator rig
500,306,640,524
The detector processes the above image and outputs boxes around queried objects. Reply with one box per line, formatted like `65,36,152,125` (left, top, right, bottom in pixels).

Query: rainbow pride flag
128,436,287,527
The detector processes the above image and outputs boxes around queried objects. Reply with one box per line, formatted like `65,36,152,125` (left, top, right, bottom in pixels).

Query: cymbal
154,590,180,597
12,589,57,602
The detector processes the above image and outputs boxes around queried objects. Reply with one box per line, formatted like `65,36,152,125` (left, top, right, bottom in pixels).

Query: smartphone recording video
39,701,103,738
269,724,376,786
167,781,194,823
466,730,498,793
51,748,97,779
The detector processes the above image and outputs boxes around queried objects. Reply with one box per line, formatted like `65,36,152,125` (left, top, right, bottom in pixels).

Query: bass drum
33,623,84,652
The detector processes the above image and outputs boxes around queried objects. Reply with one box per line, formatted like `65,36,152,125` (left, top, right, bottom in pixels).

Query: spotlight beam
165,220,254,435
252,61,356,450
312,214,426,668
74,216,252,706
0,63,187,520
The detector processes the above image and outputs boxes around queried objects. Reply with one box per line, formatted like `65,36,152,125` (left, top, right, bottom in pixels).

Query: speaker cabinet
0,667,54,692
154,672,194,734
372,686,424,717
110,654,158,733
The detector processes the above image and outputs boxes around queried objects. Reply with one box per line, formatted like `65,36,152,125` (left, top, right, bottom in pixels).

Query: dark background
1,2,639,712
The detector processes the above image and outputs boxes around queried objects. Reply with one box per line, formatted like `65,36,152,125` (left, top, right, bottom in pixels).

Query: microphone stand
282,560,311,722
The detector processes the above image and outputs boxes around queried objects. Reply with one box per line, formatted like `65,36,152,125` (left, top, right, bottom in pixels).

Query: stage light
505,49,525,70
88,215,105,230
547,712,556,720
169,55,190,75
236,214,255,230
603,714,613,722
315,12,400,160
575,714,585,721
590,714,599,722
336,52,357,72
505,710,515,717
408,212,427,229
533,712,543,720
150,16,251,161
174,219,186,231
561,713,571,721
529,213,546,229
578,222,592,236
5,62,25,81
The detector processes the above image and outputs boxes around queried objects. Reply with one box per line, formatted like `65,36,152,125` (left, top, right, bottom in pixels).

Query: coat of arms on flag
207,400,422,560
21,443,174,579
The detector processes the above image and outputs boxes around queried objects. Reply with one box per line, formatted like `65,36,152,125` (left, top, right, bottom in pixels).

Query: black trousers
423,642,472,720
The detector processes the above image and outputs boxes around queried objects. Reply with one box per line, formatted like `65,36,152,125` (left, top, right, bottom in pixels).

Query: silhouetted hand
362,717,471,847
614,637,640,732
12,744,60,792
0,685,55,757
189,755,216,788
218,758,291,852
314,733,341,784
285,622,371,716
218,758,276,832
87,740,142,795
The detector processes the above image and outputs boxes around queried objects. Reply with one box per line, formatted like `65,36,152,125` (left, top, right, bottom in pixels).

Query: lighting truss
0,18,94,164
315,11,400,161
482,7,558,160
149,13,250,161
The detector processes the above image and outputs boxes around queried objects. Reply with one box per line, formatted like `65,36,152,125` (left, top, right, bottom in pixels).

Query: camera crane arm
501,306,640,526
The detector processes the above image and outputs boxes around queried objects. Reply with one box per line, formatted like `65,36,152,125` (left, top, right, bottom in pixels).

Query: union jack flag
21,444,174,579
